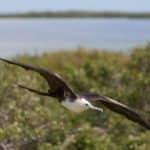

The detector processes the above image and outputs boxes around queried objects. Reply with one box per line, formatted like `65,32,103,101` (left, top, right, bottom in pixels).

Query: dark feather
0,58,77,99
79,93,150,129
17,84,49,96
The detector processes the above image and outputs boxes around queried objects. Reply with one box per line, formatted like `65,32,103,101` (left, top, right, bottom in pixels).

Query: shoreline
1,11,150,19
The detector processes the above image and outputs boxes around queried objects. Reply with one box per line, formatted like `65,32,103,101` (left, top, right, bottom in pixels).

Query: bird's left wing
0,58,77,99
17,84,49,96
79,93,150,130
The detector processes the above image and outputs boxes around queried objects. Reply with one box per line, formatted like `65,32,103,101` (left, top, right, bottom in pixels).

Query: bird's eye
85,103,89,106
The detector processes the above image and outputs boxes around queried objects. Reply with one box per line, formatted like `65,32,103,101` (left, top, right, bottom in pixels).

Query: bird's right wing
79,93,150,130
0,58,77,98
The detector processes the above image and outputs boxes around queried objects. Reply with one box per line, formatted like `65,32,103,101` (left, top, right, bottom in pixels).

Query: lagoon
0,18,150,57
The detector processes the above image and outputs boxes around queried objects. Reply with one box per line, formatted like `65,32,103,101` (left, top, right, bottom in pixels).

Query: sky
0,0,150,13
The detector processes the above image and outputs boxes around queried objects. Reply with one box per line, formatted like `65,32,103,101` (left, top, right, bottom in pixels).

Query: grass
0,45,149,149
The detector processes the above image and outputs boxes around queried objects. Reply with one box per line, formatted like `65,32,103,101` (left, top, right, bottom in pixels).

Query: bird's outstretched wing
79,93,150,129
17,84,50,96
0,58,77,98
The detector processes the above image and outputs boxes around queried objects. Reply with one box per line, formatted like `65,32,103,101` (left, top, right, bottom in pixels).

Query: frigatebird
0,58,149,130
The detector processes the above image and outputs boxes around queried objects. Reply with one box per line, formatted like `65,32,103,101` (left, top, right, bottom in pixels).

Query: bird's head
80,98,103,112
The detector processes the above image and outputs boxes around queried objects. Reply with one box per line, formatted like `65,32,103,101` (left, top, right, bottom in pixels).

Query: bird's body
62,97,103,113
0,57,149,129
62,97,88,112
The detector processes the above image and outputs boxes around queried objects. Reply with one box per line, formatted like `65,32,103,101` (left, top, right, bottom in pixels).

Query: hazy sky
0,0,150,13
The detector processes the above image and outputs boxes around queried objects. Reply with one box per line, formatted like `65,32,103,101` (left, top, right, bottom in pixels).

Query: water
0,18,150,57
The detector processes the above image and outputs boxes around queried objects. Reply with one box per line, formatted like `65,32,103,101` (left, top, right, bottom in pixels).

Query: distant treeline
1,11,150,19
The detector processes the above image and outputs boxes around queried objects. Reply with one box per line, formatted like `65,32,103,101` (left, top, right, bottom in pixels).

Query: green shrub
0,46,149,149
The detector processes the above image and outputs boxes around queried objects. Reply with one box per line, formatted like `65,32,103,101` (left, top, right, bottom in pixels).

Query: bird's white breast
61,98,88,113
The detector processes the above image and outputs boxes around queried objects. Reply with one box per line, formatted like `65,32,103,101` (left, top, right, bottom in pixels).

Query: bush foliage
0,46,149,149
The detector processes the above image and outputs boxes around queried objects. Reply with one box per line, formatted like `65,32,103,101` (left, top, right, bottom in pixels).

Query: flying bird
0,58,149,130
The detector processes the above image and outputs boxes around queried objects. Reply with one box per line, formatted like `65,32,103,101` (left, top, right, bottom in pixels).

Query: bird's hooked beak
88,103,103,112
